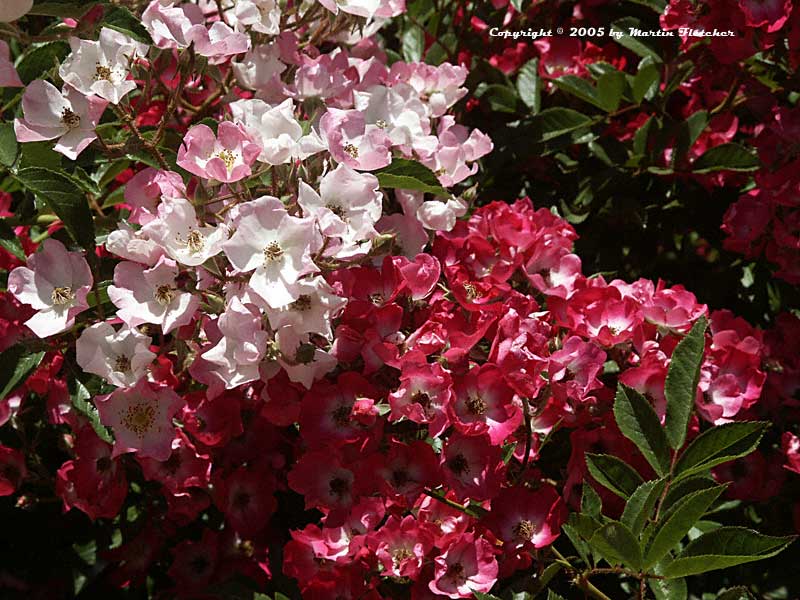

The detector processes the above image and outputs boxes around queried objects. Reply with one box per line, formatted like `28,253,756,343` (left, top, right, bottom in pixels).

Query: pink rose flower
96,380,183,461
123,168,187,226
8,238,93,337
59,27,148,105
141,196,227,267
222,196,317,308
14,80,108,160
76,322,156,388
177,122,261,183
142,0,249,62
200,297,268,390
421,116,493,187
108,256,199,334
320,108,392,171
429,532,499,598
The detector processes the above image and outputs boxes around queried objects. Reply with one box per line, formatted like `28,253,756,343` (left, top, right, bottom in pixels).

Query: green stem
422,488,482,518
550,547,614,600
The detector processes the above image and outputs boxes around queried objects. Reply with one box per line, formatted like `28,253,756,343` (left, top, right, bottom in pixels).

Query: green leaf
534,563,563,593
476,83,520,114
632,59,660,104
588,521,643,570
648,557,688,600
530,107,593,142
68,167,100,196
585,453,644,499
102,6,154,45
472,592,501,600
670,110,710,169
69,379,113,443
501,440,517,464
621,479,666,536
375,158,448,196
517,58,541,113
685,111,709,148
94,159,131,190
0,219,26,261
673,422,769,481
0,122,18,167
547,592,566,600
716,587,754,600
664,316,708,449
28,1,98,17
0,346,45,401
16,41,70,85
614,384,671,476
692,143,760,173
662,476,718,511
554,75,611,111
569,512,603,542
19,140,62,170
72,539,97,566
562,523,592,566
402,26,424,63
661,527,795,578
14,167,96,250
424,33,457,66
589,137,627,167
644,485,726,568
596,70,626,112
610,19,662,62
632,115,656,157
582,481,602,518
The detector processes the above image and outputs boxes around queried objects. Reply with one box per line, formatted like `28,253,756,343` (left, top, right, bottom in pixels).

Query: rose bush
0,0,797,599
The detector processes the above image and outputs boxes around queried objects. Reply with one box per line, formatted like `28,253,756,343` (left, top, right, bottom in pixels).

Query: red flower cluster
723,107,800,284
2,196,780,596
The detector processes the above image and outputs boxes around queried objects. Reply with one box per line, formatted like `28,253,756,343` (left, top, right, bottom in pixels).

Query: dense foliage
0,0,798,599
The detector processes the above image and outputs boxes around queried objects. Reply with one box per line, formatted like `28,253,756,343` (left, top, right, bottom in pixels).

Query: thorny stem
710,71,744,116
113,104,169,169
549,547,623,600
